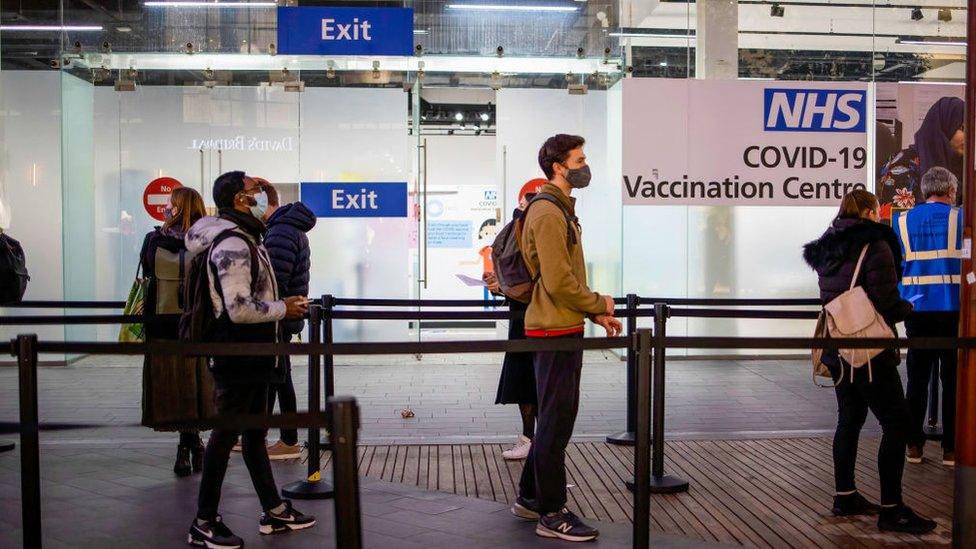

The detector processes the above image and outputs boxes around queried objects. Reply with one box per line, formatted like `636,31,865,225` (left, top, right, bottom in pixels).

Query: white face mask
250,191,269,220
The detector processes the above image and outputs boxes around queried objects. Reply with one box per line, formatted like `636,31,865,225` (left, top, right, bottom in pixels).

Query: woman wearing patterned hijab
878,96,965,219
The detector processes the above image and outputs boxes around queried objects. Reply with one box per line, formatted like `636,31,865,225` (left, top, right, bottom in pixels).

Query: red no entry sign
143,177,182,221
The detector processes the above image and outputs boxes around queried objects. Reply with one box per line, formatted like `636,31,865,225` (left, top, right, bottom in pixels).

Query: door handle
421,138,428,290
199,148,205,193
218,148,223,174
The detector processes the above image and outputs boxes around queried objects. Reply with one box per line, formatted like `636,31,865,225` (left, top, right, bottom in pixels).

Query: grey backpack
490,193,576,303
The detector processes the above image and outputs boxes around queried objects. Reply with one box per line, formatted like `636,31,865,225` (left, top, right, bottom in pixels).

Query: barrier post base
924,425,943,441
625,475,690,495
0,440,14,453
606,431,635,446
282,477,335,500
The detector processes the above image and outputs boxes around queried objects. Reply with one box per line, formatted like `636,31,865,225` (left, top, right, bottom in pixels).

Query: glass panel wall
0,0,967,348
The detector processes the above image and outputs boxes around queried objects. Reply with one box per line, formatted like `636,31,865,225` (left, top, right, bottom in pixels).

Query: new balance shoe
906,446,923,464
878,505,937,535
832,492,881,517
536,508,599,542
511,497,540,521
502,435,532,461
259,500,316,535
188,515,243,549
943,451,956,467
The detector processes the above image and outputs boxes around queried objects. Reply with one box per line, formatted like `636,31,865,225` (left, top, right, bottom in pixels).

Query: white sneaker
502,435,531,460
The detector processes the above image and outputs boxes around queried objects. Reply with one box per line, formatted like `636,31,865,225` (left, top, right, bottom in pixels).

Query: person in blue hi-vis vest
893,166,963,468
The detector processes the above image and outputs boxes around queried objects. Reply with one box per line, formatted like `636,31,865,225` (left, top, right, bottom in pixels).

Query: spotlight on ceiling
454,112,464,121
479,112,490,122
770,3,784,17
938,8,952,22
911,7,923,21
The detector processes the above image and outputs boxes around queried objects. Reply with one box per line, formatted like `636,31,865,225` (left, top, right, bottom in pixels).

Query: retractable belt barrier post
633,328,652,549
16,334,41,549
281,304,334,500
328,396,362,549
650,304,689,493
607,294,639,446
925,366,943,440
321,295,335,448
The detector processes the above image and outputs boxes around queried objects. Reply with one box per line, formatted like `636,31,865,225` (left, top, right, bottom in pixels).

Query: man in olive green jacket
510,134,621,543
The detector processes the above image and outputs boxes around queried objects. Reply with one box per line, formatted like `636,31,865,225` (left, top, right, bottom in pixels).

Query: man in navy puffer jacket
259,180,317,460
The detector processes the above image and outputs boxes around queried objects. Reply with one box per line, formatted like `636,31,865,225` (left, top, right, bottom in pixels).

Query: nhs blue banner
763,88,867,133
301,182,409,218
277,7,414,56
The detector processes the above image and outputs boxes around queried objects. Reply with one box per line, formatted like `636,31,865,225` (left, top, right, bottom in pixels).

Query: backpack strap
208,229,260,310
849,243,870,291
520,192,578,247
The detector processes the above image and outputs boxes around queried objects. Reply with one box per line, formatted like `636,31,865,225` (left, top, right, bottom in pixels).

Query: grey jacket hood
185,216,240,256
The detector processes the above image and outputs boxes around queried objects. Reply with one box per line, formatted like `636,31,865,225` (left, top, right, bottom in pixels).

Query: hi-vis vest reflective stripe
901,274,962,286
897,206,962,261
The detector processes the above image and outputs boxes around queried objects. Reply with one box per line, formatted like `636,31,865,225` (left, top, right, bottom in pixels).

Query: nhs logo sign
277,7,414,56
300,182,408,218
763,89,866,132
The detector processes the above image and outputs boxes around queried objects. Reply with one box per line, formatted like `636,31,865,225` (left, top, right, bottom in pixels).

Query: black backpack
0,232,29,305
179,229,258,343
489,193,577,303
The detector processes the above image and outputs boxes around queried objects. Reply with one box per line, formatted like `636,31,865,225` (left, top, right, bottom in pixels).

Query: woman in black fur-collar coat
802,189,935,534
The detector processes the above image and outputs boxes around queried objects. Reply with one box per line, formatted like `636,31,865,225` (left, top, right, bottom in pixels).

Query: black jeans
904,311,958,451
518,333,583,514
197,381,282,520
268,356,299,446
829,360,911,506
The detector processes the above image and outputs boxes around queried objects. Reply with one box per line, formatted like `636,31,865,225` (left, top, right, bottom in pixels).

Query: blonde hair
836,189,879,220
162,187,207,233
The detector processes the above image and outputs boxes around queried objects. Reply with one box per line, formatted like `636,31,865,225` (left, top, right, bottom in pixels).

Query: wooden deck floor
328,438,953,548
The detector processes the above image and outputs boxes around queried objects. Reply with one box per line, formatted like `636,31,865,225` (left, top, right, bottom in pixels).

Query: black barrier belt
640,297,821,306
26,337,630,357
11,300,126,309
669,308,819,320
16,335,976,359
0,412,330,435
333,298,507,308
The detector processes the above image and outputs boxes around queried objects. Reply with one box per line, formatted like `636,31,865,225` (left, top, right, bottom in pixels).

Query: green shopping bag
119,266,149,342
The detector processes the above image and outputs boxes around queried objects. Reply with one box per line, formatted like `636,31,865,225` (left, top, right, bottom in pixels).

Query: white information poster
622,79,870,206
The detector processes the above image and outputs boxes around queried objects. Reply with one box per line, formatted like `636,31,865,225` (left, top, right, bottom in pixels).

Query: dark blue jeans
518,333,583,514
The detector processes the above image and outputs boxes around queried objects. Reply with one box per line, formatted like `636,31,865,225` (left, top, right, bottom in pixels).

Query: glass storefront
0,1,967,351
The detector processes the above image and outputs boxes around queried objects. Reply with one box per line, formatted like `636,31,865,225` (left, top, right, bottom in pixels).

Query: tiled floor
0,446,722,548
0,353,882,446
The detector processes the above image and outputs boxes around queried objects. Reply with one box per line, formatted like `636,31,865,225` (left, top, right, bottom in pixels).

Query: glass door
300,71,419,343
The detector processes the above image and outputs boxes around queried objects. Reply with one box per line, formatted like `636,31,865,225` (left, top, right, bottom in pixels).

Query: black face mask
560,164,591,189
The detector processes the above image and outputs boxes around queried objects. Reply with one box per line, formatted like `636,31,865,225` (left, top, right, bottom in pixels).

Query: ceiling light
659,61,668,67
770,3,785,17
0,25,103,31
897,38,966,47
446,4,578,13
609,32,694,40
911,8,923,21
413,29,430,35
454,112,464,121
938,8,952,22
144,1,277,8
116,26,132,33
479,112,490,121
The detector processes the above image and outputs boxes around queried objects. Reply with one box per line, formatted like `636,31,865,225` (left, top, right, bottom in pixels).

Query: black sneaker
536,508,599,542
188,516,243,549
174,445,192,478
259,500,316,535
832,492,881,517
511,497,540,521
878,505,937,535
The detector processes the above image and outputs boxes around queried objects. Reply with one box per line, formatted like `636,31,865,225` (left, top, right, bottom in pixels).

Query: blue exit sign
301,182,408,218
277,7,414,56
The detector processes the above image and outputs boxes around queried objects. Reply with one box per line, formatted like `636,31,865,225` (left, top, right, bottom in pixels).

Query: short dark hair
538,134,585,180
213,171,246,209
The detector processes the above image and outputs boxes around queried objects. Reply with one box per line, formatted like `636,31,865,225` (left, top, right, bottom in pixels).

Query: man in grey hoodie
185,171,314,549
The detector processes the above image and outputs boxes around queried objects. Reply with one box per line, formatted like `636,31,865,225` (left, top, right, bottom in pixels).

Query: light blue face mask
250,191,269,220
